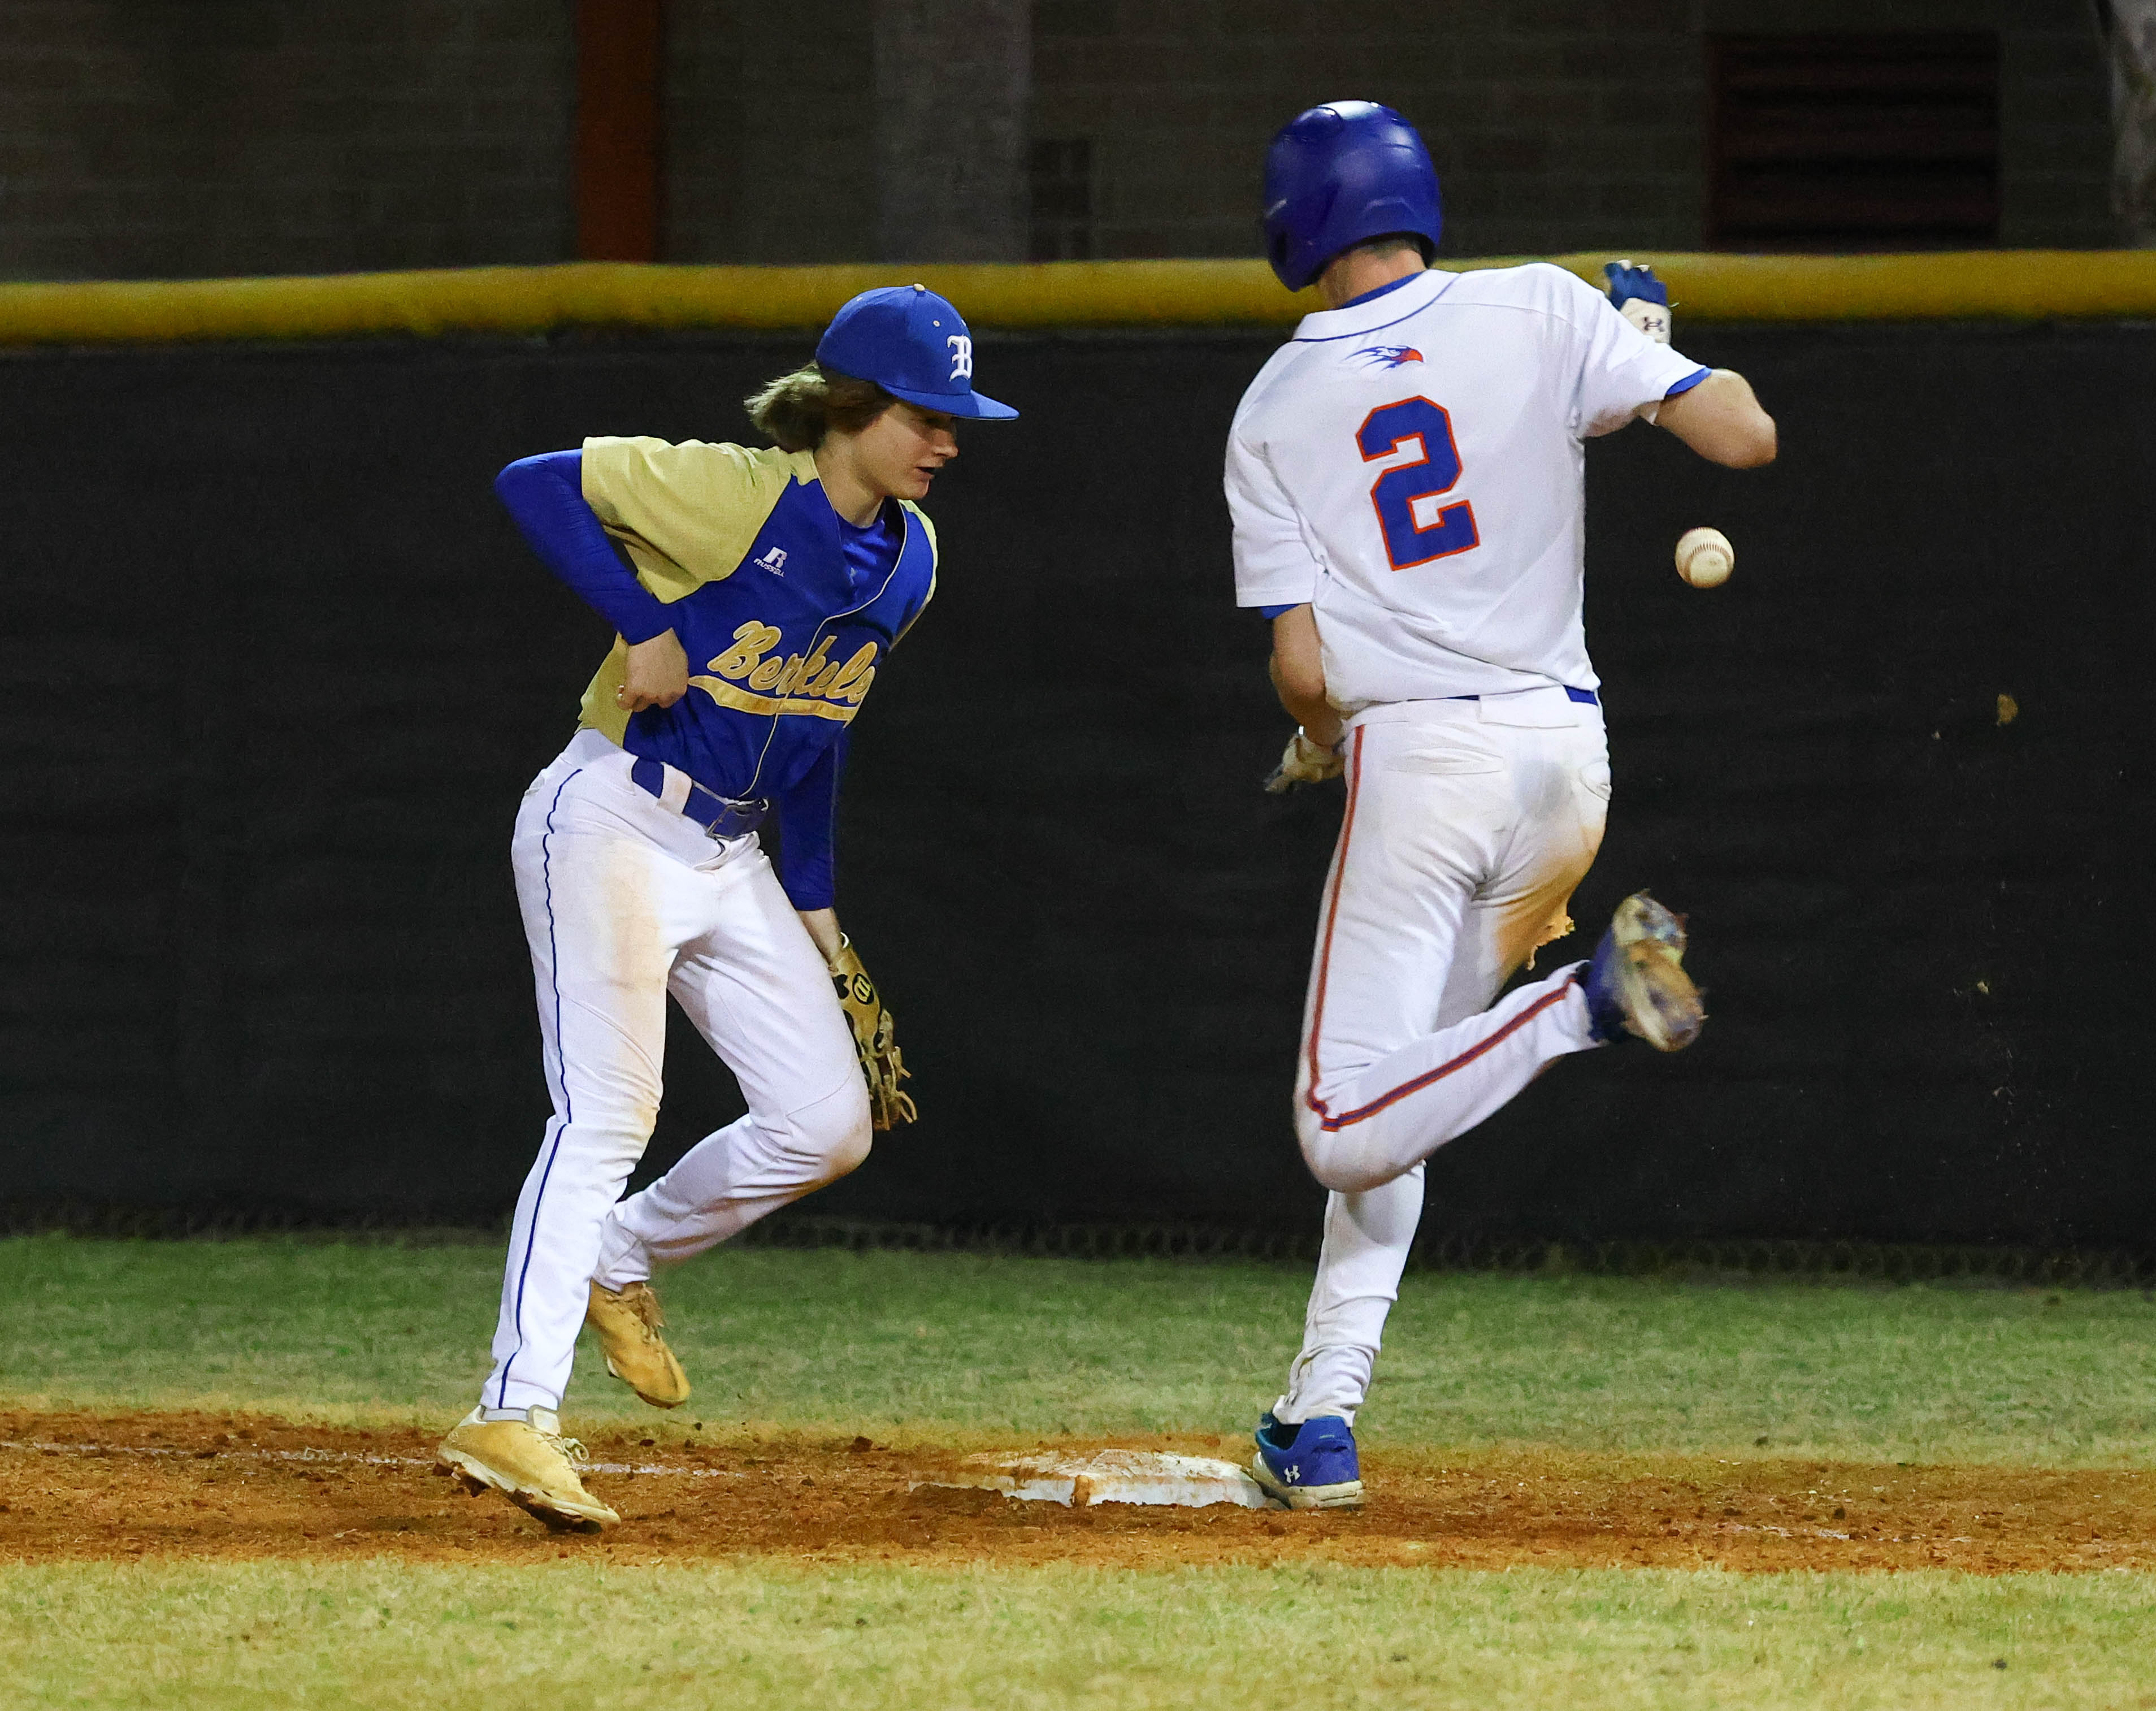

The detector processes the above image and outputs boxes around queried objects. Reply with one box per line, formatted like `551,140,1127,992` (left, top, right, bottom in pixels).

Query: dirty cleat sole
436,1408,619,1533
436,1446,613,1533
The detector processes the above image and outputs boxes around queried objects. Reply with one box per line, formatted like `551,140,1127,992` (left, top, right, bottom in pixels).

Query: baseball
1675,526,1733,588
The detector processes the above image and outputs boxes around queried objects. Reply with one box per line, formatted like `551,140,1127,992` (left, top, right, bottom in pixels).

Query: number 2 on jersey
1356,397,1480,569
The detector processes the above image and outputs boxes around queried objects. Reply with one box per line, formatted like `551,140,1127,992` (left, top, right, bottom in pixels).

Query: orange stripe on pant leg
1303,725,1366,1123
1317,975,1580,1132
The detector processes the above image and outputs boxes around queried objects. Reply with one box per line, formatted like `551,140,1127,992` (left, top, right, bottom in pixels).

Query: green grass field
10,1561,2155,1711
4,1233,2153,1463
5,1234,2154,1708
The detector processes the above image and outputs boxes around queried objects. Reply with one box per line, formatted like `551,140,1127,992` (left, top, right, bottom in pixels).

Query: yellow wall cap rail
1,252,2153,346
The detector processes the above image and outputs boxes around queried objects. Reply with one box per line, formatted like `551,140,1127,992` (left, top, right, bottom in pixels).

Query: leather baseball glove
1264,727,1346,794
828,938,917,1130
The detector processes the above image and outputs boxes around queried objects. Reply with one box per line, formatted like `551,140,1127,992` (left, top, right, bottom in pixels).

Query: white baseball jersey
1227,264,1706,709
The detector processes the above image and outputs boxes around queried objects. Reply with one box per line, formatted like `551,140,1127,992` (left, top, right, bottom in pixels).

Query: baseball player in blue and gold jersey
437,286,1017,1530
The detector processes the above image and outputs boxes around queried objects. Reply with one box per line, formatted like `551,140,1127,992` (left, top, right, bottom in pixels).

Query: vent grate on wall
1709,33,2001,251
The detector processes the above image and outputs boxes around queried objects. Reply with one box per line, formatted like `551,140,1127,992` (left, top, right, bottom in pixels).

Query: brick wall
1030,0,2114,261
0,3,2120,285
874,0,1029,261
1031,0,1705,259
1995,8,2114,245
0,0,574,281
663,0,1030,265
663,0,878,265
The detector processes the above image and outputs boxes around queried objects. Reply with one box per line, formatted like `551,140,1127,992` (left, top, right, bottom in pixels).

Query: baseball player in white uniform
1233,102,1777,1508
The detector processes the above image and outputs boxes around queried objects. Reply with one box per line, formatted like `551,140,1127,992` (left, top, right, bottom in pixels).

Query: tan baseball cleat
436,1406,620,1532
585,1280,691,1409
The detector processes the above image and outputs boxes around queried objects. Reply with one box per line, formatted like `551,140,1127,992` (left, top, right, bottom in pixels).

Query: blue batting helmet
1261,101,1443,292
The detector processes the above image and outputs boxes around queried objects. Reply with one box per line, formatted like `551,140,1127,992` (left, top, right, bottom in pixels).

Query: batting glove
1264,728,1346,794
1603,260,1671,344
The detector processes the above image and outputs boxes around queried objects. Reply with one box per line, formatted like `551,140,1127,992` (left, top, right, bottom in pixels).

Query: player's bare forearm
1656,371,1777,469
797,908,845,965
1268,606,1342,748
1270,656,1342,748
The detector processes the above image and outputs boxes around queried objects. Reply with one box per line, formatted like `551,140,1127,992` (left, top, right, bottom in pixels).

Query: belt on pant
628,755,769,838
1444,686,1599,705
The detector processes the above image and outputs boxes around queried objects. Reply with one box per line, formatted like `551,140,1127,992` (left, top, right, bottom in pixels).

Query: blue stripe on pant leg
493,766,584,1409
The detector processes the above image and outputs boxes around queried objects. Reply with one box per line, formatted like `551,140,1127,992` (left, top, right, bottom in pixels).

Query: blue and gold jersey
574,436,936,808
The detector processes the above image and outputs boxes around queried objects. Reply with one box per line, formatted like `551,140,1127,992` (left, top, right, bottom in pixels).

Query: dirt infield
3,1410,2150,1573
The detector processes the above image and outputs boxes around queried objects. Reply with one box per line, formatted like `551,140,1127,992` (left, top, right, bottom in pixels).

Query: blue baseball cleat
1251,1411,1364,1510
1583,891,1704,1052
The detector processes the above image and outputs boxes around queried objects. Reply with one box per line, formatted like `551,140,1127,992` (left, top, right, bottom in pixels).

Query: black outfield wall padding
1,323,2150,1246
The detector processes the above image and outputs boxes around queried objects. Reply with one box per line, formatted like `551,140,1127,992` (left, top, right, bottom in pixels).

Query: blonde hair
744,362,896,452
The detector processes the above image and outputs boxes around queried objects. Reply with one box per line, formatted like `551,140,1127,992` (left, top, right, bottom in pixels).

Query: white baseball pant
482,729,869,1415
1276,688,1612,1426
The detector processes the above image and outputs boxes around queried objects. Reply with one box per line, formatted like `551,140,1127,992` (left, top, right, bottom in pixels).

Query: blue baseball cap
815,284,1018,421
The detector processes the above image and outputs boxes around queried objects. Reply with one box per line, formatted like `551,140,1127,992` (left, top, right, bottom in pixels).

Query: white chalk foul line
0,1439,743,1479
